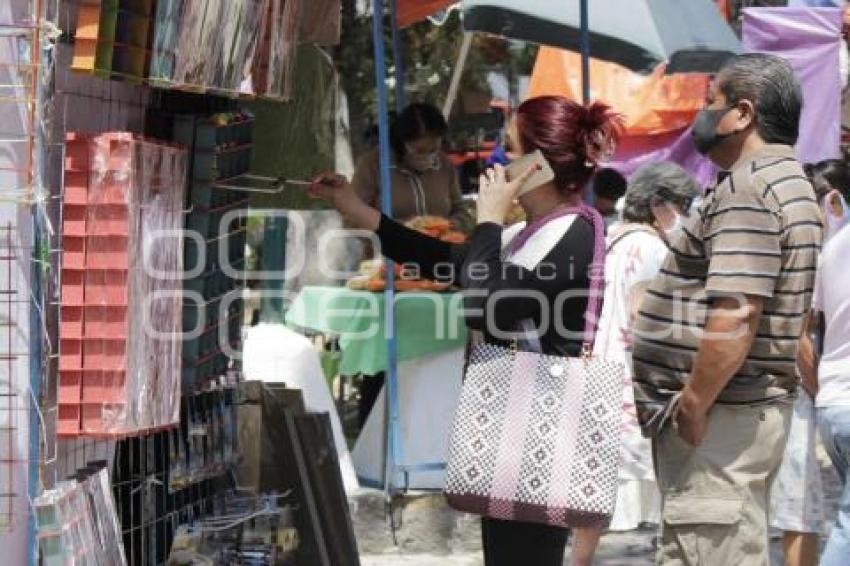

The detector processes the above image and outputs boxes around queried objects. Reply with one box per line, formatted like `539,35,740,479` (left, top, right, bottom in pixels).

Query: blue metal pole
371,0,402,492
580,0,591,105
390,0,406,113
29,212,42,566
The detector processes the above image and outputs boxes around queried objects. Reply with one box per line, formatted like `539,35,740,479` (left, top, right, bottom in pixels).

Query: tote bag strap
570,205,606,354
507,204,606,354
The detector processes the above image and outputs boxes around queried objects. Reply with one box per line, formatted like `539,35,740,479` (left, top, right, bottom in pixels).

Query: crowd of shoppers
314,51,850,565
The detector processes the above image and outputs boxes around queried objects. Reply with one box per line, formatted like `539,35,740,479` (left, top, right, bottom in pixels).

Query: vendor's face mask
405,151,441,172
405,138,442,172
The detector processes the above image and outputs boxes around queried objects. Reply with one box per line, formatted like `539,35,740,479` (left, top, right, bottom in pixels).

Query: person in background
798,159,850,566
351,103,474,426
632,53,822,565
350,102,473,233
593,167,628,227
768,161,842,566
570,162,700,565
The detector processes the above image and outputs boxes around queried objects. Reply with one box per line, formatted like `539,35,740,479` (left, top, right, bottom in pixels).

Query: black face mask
692,106,737,155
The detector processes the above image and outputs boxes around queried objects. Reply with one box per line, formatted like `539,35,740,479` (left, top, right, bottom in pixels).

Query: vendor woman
351,102,473,232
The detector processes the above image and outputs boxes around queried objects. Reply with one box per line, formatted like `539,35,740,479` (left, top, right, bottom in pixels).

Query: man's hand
675,294,764,446
675,387,709,447
797,309,820,398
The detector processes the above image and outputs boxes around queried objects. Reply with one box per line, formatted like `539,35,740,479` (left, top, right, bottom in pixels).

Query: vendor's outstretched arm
375,215,469,283
310,173,467,283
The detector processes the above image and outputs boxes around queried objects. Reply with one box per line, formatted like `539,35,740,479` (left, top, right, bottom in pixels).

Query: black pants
481,517,569,566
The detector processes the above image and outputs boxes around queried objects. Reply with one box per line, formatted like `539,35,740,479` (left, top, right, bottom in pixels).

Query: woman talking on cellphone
312,95,622,566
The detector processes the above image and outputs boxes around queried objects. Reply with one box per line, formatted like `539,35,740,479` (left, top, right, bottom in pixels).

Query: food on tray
405,215,452,235
346,275,371,290
440,230,466,244
346,216,462,292
353,277,451,293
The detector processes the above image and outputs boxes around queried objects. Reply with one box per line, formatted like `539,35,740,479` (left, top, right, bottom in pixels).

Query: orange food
425,280,451,292
394,279,428,292
406,215,452,236
440,231,466,244
367,279,386,292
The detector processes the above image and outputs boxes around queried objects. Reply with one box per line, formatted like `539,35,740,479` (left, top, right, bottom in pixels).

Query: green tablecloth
285,286,468,375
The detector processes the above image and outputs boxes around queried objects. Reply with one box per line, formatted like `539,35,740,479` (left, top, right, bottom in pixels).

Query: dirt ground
355,447,842,565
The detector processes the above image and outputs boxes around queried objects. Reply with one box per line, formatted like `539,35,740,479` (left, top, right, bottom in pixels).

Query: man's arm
797,309,821,398
676,294,764,446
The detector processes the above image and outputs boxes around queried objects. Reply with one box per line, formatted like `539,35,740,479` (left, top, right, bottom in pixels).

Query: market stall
286,286,467,488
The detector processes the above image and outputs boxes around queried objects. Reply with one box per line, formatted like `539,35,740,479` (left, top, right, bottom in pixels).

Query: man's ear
734,99,756,131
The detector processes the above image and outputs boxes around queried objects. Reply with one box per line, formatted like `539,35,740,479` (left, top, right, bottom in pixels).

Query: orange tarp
527,47,710,137
397,0,455,28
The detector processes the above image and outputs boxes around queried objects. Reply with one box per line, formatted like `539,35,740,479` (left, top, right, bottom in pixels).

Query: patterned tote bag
444,205,625,528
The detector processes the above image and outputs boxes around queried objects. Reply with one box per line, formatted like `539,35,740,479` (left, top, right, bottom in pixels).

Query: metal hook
212,174,309,194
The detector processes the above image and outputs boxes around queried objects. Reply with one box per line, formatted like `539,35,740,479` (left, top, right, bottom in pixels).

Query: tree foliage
334,4,537,157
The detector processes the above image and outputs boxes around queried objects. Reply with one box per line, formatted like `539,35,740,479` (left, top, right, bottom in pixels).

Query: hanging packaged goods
58,132,188,437
173,111,252,389
74,0,341,99
35,467,127,566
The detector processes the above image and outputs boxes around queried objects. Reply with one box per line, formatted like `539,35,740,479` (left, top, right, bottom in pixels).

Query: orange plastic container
57,404,81,436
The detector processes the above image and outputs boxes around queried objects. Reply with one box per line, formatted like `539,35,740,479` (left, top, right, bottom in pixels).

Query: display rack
0,224,28,531
172,112,252,391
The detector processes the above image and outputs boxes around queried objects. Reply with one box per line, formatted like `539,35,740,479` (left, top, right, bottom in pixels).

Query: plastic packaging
151,0,303,99
35,468,126,566
59,132,187,437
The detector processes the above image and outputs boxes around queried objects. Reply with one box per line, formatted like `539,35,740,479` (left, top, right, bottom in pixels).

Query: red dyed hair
515,96,623,194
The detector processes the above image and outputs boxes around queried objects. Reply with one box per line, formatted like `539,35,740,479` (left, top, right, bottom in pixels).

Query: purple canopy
611,7,843,189
743,7,843,165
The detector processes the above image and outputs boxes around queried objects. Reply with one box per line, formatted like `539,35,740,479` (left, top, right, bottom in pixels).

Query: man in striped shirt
631,54,822,565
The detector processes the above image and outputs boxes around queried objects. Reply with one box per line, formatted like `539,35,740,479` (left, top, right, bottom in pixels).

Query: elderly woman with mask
570,162,701,566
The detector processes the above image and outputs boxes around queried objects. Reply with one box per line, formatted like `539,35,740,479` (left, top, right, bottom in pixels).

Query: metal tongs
213,174,315,194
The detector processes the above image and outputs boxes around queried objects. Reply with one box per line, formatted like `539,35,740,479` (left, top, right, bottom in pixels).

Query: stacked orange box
72,0,155,82
59,133,187,437
58,134,92,436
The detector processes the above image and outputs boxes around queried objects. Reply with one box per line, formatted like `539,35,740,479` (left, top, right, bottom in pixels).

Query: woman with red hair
313,96,622,566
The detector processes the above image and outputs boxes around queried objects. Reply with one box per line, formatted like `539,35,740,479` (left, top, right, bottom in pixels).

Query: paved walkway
356,447,842,565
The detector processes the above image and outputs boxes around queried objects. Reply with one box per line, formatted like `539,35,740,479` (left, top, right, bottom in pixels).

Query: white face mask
822,190,850,241
650,198,697,239
404,143,442,172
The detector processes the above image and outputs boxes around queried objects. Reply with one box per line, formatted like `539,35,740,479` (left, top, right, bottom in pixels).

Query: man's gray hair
622,162,702,224
718,53,802,146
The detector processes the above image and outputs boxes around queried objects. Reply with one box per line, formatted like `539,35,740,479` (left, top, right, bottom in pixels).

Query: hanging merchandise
58,133,188,437
167,493,299,565
72,0,311,99
35,467,127,566
169,384,240,491
173,111,251,390
166,0,270,95
252,0,302,100
146,0,305,99
72,0,157,82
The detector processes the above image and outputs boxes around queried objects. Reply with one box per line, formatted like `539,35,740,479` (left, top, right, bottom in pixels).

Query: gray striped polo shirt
632,145,822,426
